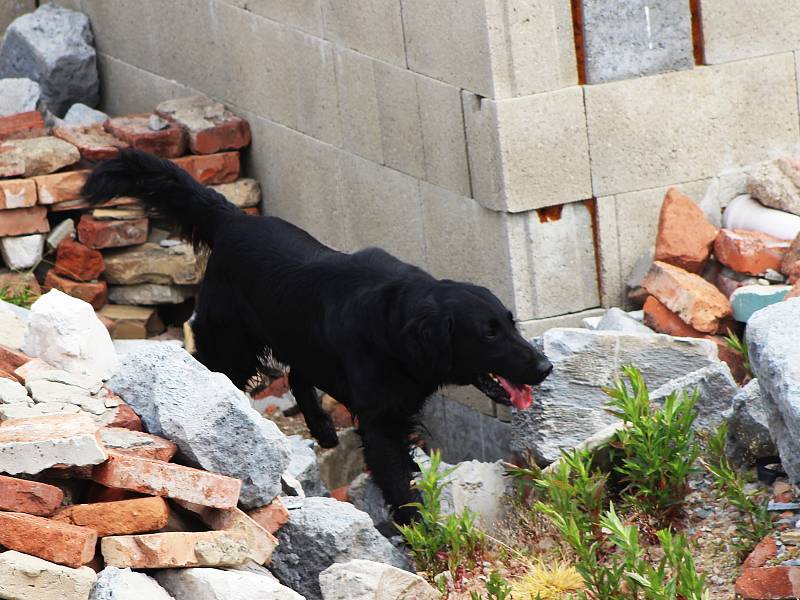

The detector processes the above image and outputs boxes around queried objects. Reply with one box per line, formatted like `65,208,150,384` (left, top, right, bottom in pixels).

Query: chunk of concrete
319,559,438,600
0,233,44,270
46,218,75,251
512,328,723,464
726,379,777,467
271,497,410,600
63,103,108,127
0,378,29,404
0,302,25,350
285,435,328,498
595,307,654,334
106,345,290,509
0,550,96,599
157,567,304,600
0,77,41,116
0,3,99,116
90,566,174,600
23,289,119,380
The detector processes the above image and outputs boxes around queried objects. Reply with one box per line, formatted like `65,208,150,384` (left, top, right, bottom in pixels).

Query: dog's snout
537,360,553,382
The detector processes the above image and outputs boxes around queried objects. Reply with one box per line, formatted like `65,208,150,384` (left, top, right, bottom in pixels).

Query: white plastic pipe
722,195,800,240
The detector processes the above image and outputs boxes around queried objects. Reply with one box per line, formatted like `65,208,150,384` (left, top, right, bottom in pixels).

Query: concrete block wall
6,0,800,458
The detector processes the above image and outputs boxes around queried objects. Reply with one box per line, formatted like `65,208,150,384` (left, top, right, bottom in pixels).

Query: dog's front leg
288,370,339,448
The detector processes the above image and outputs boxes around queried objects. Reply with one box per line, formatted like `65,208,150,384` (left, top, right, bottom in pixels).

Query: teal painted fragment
731,285,791,322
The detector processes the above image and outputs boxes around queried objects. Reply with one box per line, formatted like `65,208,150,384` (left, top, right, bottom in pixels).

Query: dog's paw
392,503,420,526
312,423,340,449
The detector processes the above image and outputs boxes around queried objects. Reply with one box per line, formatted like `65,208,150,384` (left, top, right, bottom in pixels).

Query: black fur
83,149,553,523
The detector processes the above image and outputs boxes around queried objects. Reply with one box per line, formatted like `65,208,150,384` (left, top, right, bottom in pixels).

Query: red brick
714,229,789,276
711,335,749,384
54,237,104,282
33,169,88,206
782,234,800,284
0,178,37,209
331,485,349,502
0,344,32,374
0,205,49,236
48,196,143,213
744,537,779,568
735,566,798,599
52,496,170,537
106,402,143,432
0,111,46,142
84,483,135,504
643,296,704,337
77,215,148,250
0,475,64,516
53,124,129,162
654,188,719,273
0,511,97,567
44,270,108,310
642,261,732,333
0,369,16,381
92,451,241,509
156,96,251,155
242,206,260,216
172,151,240,184
247,497,289,535
0,136,80,178
104,114,187,158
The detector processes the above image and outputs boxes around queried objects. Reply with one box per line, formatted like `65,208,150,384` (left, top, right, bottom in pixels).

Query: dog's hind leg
288,370,339,448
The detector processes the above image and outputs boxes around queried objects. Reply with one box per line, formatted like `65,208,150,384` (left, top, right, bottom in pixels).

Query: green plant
723,329,753,381
700,424,773,558
0,285,38,308
604,365,699,518
470,571,513,600
397,450,484,578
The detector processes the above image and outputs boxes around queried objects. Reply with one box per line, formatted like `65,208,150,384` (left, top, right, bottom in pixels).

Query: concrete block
334,48,383,164
596,179,711,307
518,307,606,338
585,54,800,197
337,151,426,267
224,0,323,36
702,0,800,64
0,2,35,36
402,0,577,99
322,0,405,66
463,87,591,212
580,0,694,84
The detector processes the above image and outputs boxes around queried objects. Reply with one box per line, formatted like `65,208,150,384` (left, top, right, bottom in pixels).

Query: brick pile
629,184,800,381
0,95,261,341
0,408,290,593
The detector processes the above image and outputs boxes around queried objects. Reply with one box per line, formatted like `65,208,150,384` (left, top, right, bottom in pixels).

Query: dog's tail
81,148,241,248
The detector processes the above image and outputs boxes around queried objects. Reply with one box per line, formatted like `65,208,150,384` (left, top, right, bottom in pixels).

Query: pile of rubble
0,3,260,340
0,288,438,600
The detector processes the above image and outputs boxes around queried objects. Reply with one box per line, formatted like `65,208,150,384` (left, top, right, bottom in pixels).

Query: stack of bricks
0,407,289,597
0,95,260,340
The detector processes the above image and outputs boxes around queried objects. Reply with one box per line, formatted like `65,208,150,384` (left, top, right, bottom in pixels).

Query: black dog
83,149,553,523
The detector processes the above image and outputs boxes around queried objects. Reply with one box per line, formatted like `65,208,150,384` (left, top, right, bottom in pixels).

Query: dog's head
403,282,552,409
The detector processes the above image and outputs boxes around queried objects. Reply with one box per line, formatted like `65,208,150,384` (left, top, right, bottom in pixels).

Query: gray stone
285,435,328,498
63,102,108,126
726,379,777,466
0,378,29,404
106,344,290,509
0,233,44,270
270,497,410,600
512,328,723,464
347,473,391,533
157,567,304,600
0,3,99,116
0,77,40,116
747,298,800,481
649,362,739,431
108,284,197,306
580,0,694,85
596,308,654,334
427,459,511,529
90,566,173,600
46,218,75,251
746,160,800,217
318,428,365,491
319,559,438,600
0,302,24,350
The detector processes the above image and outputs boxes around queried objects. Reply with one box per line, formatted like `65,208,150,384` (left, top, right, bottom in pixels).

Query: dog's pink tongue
496,376,533,410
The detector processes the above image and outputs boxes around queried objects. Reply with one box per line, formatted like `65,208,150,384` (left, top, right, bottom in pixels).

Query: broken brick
787,281,800,300
0,205,49,236
642,261,732,333
0,511,97,567
782,234,800,284
91,451,241,509
0,475,64,516
105,402,144,431
77,215,148,250
101,530,250,569
156,96,251,155
654,188,718,273
52,496,170,537
33,169,88,205
744,537,778,569
0,136,80,178
0,110,46,142
99,427,177,462
54,237,104,282
735,566,798,599
53,124,129,161
0,344,33,374
713,229,789,276
0,178,37,209
0,271,40,298
104,114,187,158
172,151,240,184
44,270,108,310
247,497,289,535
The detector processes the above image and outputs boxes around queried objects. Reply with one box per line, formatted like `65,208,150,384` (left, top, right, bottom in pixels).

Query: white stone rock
108,284,197,306
595,307,654,334
319,559,438,600
0,550,97,599
0,77,41,116
0,233,45,270
91,566,174,600
0,378,29,404
284,435,328,497
0,403,44,420
0,301,25,349
64,103,108,127
0,412,106,474
25,368,103,393
23,289,119,380
46,218,75,251
156,567,304,600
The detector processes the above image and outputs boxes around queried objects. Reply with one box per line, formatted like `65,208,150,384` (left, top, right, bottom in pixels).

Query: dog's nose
537,361,553,381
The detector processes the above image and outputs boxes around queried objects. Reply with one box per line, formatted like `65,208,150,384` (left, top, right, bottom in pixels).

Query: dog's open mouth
474,373,533,410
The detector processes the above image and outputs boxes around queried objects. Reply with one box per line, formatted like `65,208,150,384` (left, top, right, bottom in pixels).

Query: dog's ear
403,297,453,377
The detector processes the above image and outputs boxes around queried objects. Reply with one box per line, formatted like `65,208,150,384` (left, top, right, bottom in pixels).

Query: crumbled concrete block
731,285,792,322
90,566,174,600
0,178,36,209
99,427,177,462
320,559,438,600
0,474,63,516
0,413,106,474
102,531,251,569
0,511,97,567
0,550,96,599
157,567,304,600
23,289,119,380
53,497,170,537
0,77,41,116
0,136,80,178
